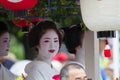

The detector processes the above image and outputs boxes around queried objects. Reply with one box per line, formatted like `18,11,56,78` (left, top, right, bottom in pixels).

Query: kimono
25,60,59,80
0,63,17,80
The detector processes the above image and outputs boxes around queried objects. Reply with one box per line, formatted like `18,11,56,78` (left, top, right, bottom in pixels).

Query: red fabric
52,52,68,63
0,0,38,10
104,40,111,58
52,74,60,80
104,49,111,57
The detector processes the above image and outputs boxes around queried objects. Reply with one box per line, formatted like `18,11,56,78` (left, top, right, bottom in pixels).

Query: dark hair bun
62,24,84,54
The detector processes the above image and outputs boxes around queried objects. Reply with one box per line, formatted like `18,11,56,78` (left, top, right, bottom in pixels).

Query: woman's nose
7,42,10,48
50,41,55,48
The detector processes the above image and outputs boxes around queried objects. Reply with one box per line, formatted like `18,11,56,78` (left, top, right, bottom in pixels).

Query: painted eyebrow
44,38,50,39
44,38,58,39
54,38,58,39
3,38,9,39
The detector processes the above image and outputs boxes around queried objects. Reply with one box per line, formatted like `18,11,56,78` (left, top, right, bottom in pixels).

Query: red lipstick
49,50,55,53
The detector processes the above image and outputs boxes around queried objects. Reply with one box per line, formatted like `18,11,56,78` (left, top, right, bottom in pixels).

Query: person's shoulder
25,61,46,71
2,59,15,69
27,60,46,66
0,64,17,79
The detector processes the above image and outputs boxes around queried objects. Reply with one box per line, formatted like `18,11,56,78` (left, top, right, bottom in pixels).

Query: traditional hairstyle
61,24,84,54
28,20,62,50
60,61,85,80
0,21,9,36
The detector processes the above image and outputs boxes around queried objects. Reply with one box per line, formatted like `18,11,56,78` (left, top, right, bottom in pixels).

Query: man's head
60,62,87,80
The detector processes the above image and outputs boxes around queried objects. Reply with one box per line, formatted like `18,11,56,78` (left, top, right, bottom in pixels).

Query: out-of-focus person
0,21,17,80
60,24,85,66
25,20,62,80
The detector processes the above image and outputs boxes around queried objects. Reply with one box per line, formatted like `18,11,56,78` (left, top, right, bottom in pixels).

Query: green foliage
9,35,25,60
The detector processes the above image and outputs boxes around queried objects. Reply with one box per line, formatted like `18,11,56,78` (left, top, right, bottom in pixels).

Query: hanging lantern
0,0,38,10
12,18,31,27
12,18,43,27
104,39,111,58
12,17,43,33
80,0,120,31
12,10,43,27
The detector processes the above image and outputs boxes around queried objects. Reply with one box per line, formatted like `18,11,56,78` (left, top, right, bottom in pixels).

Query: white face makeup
37,29,59,61
0,32,10,57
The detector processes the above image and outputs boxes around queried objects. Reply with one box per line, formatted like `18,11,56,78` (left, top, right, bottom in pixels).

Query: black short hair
0,21,9,36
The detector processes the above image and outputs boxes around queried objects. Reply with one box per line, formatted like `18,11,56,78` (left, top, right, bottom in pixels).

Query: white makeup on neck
0,32,10,57
36,29,59,63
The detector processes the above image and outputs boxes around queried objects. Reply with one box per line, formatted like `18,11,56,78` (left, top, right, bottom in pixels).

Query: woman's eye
54,40,58,42
44,40,49,43
3,40,7,43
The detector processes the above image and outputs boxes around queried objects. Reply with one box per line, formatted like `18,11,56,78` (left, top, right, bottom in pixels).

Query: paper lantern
12,18,43,27
80,0,120,31
12,18,31,27
0,0,38,10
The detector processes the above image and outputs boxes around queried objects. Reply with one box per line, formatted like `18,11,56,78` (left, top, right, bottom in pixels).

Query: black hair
28,20,62,50
0,21,9,36
62,24,84,54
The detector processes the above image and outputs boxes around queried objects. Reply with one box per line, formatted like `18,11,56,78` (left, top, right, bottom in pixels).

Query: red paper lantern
0,0,38,10
12,18,30,27
32,18,43,23
12,18,43,27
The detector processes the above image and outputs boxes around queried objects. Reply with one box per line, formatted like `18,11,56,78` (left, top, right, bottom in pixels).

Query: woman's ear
75,46,80,51
59,29,64,42
35,45,40,50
